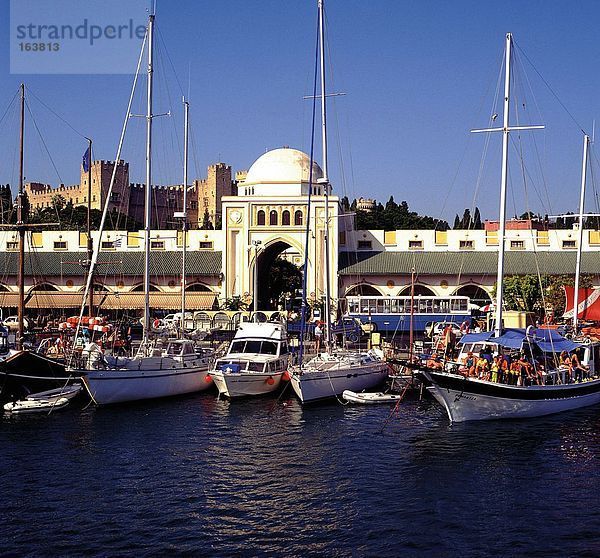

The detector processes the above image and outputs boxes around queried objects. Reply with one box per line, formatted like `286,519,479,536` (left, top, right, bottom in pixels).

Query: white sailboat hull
291,361,389,403
210,370,285,398
421,370,600,422
85,364,213,405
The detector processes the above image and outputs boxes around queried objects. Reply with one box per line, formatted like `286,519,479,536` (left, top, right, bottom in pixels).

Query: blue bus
345,295,471,334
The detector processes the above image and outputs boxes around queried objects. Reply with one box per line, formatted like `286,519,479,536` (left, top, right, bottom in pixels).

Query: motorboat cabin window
247,362,265,372
279,343,288,355
229,340,278,355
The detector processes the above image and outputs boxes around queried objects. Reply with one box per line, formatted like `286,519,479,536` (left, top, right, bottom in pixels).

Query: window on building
6,241,18,251
459,240,474,250
294,210,303,226
199,241,213,249
357,240,372,250
101,241,115,250
562,240,576,249
408,240,423,250
257,210,265,226
511,240,525,250
269,210,278,226
282,210,290,226
53,241,67,250
151,240,165,250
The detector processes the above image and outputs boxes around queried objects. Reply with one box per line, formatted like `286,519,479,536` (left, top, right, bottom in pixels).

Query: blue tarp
460,328,581,354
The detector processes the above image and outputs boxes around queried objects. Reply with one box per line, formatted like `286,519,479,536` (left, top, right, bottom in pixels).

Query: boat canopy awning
460,327,581,354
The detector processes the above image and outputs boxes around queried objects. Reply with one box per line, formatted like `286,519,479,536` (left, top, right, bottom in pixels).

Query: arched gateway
221,147,342,310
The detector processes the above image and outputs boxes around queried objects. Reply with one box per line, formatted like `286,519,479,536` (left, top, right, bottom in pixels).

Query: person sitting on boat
460,351,475,376
475,353,489,379
515,354,530,386
497,354,508,384
571,350,587,383
426,352,444,370
508,360,520,385
559,351,572,384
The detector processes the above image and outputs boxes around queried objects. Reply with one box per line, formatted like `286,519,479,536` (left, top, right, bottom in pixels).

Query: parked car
3,316,29,331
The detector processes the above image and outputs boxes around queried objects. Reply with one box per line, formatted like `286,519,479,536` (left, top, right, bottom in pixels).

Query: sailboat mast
494,32,513,338
17,83,25,351
86,137,94,316
143,14,155,342
318,0,332,349
573,134,590,330
181,97,189,330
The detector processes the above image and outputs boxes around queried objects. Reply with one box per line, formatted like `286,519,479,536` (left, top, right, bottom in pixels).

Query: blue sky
2,0,600,224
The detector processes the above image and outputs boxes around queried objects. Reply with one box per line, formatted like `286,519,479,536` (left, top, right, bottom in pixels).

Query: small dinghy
342,390,404,404
3,384,82,414
25,384,82,402
4,397,70,414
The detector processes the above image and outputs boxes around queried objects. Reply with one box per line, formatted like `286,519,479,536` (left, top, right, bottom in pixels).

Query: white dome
244,147,323,185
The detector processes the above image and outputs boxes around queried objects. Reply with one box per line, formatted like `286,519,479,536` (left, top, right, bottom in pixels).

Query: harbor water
1,392,599,557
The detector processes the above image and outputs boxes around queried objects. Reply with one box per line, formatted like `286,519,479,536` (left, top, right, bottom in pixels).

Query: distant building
25,160,235,229
356,197,375,212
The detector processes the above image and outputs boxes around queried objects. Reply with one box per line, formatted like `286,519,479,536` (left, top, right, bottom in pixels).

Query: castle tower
80,160,129,212
193,163,234,227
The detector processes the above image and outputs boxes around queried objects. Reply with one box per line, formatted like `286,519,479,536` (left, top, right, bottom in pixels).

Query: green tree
201,209,213,230
453,214,460,229
268,257,303,306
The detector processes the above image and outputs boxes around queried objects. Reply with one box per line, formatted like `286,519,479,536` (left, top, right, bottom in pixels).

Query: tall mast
143,13,155,342
471,33,543,336
17,83,25,351
573,134,590,330
494,32,513,338
318,0,332,349
181,97,189,331
86,138,94,316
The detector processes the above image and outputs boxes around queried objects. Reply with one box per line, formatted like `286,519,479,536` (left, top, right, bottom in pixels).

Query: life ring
153,319,161,328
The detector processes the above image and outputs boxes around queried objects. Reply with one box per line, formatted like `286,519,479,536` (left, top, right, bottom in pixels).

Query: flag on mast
82,146,91,173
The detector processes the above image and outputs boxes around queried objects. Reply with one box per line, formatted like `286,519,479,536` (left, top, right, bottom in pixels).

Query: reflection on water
1,392,599,556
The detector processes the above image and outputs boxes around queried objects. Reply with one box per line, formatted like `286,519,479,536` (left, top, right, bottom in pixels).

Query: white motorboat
4,397,70,414
342,390,404,404
82,340,214,405
209,323,289,399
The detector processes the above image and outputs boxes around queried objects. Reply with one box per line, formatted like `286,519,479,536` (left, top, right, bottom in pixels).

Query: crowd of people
426,346,592,386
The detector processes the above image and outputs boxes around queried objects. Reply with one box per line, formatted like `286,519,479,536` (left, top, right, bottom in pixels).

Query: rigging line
25,85,87,139
514,40,586,135
25,99,64,186
513,47,550,209
155,25,185,98
467,47,505,232
0,88,19,130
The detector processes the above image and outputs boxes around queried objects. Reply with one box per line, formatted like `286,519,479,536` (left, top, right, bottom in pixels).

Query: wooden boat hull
419,369,600,422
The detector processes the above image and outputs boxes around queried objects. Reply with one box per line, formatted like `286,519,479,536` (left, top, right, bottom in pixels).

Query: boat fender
266,376,275,385
281,370,291,382
204,374,213,383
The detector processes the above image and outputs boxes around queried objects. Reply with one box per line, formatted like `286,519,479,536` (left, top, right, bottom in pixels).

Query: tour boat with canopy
417,33,600,422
